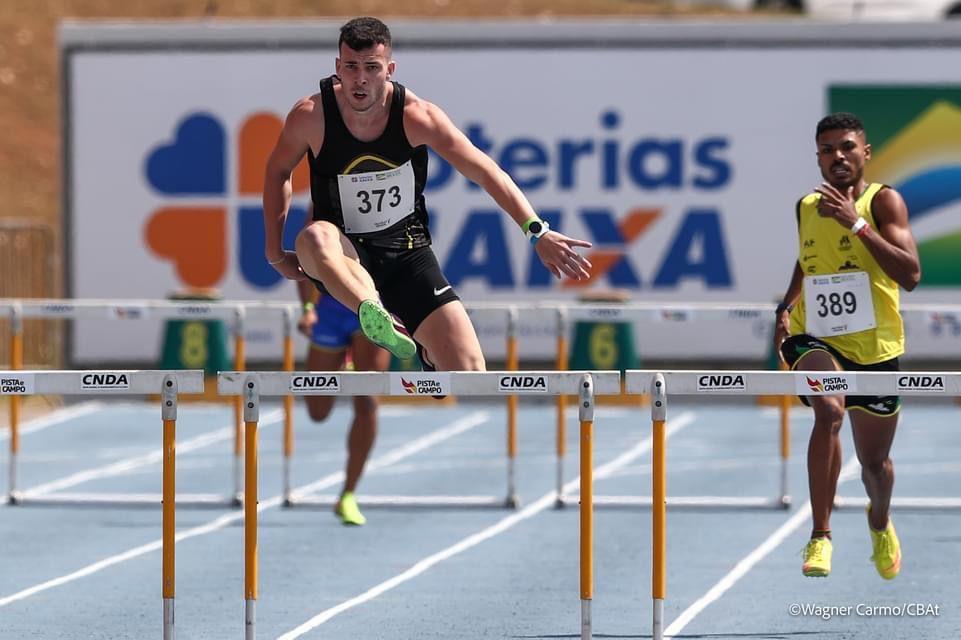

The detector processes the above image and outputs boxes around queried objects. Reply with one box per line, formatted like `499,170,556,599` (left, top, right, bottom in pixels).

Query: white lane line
290,410,490,499
0,402,105,442
0,411,490,609
606,457,779,478
663,456,862,638
20,409,284,497
276,411,698,640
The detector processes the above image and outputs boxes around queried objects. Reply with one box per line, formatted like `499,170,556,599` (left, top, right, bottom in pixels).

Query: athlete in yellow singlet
773,113,921,580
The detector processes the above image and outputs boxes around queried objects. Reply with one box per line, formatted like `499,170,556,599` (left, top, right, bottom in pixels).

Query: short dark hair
339,17,392,52
816,112,865,140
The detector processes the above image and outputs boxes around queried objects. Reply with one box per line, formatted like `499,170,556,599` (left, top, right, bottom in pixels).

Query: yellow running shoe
802,537,832,577
336,491,366,526
868,506,901,580
358,300,416,360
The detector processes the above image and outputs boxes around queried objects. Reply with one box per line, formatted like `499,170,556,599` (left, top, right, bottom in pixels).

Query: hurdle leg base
653,598,663,640
504,493,521,509
245,599,255,640
163,598,174,640
581,599,592,640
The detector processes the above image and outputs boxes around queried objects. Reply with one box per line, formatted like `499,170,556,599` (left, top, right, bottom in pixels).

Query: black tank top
308,76,431,250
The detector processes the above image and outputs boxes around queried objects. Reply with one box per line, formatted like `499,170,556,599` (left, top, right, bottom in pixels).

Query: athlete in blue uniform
297,276,389,525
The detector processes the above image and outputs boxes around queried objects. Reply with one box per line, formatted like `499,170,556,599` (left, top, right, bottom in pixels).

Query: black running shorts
780,334,901,417
311,243,459,336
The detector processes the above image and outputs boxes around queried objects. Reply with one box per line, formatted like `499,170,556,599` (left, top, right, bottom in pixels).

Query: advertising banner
63,23,961,362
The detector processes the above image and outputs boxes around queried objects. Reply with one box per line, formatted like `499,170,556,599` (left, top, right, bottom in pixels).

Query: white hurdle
0,369,204,640
218,370,620,640
624,369,961,640
7,297,960,512
1,299,294,507
470,301,961,512
280,304,527,510
548,303,792,511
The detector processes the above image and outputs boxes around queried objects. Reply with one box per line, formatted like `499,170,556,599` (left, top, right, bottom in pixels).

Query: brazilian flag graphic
830,86,961,287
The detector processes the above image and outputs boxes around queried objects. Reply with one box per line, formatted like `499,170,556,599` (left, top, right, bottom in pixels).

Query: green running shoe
358,300,416,360
336,491,366,526
802,537,832,577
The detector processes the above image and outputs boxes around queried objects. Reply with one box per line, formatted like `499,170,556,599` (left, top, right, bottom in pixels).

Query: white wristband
524,219,550,245
851,217,868,235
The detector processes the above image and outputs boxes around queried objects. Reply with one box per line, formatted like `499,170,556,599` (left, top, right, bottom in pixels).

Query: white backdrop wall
62,21,961,363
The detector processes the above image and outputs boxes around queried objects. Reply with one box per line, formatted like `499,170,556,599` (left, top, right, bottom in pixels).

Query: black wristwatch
524,219,550,245
775,302,794,316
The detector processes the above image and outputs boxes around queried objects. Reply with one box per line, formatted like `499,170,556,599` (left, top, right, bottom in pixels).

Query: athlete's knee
465,353,486,371
296,223,340,261
450,352,485,371
861,456,892,478
353,395,378,420
812,400,845,431
306,398,334,422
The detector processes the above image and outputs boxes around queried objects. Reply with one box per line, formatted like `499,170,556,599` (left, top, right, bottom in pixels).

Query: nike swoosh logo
433,285,452,296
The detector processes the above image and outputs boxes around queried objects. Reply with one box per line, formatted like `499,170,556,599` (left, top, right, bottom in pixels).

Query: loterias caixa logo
142,109,738,293
830,86,961,288
142,112,311,291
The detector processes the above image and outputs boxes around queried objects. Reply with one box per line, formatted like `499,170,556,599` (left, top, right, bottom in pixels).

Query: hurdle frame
219,369,620,640
549,302,793,511
0,369,204,640
467,300,961,511
1,299,295,508
625,369,961,640
5,297,960,511
281,304,527,510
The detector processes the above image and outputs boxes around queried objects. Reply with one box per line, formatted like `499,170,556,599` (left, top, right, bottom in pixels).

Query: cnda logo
41,303,75,315
697,374,745,391
728,309,761,319
81,373,130,389
290,375,340,394
498,375,548,393
177,305,213,317
897,375,945,393
588,308,623,320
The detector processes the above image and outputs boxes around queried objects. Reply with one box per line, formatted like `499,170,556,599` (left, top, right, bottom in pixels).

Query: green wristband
302,302,315,313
